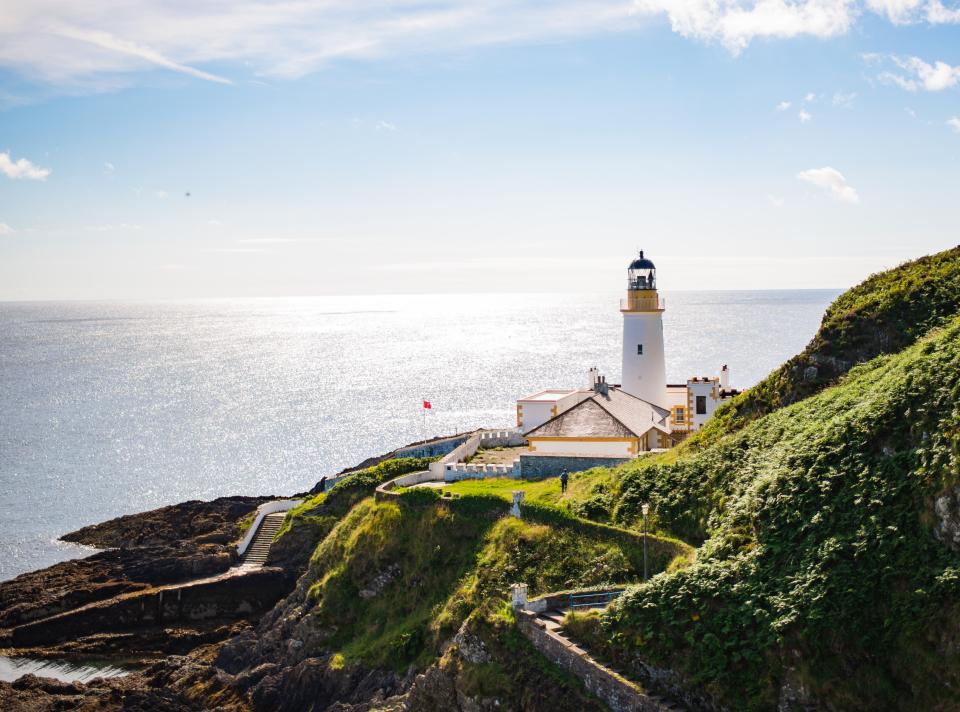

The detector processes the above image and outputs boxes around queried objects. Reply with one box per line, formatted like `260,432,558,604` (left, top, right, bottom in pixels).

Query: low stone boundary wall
518,454,630,480
515,609,670,712
394,433,473,459
444,461,519,480
11,567,288,647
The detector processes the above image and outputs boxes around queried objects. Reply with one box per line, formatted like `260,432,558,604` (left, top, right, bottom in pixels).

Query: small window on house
696,395,707,415
674,407,685,424
637,344,643,355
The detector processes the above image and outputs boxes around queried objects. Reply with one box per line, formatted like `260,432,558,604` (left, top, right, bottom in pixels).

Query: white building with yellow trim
516,251,740,459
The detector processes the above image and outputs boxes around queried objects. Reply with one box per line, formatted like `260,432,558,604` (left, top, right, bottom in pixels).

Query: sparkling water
0,290,838,581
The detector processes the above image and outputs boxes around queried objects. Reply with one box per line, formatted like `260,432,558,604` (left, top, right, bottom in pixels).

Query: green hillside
572,313,960,710
701,245,960,440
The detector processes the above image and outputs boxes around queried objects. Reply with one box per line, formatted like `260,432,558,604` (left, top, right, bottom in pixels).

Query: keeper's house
523,382,673,458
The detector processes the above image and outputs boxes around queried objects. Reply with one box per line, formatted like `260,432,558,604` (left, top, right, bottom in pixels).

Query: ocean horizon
0,289,839,581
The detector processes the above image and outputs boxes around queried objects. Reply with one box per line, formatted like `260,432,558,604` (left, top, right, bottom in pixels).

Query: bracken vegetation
699,245,960,440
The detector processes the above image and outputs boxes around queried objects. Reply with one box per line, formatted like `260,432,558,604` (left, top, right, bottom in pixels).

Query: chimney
587,367,599,390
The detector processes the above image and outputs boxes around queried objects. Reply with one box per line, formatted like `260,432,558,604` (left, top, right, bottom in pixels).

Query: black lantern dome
627,250,656,291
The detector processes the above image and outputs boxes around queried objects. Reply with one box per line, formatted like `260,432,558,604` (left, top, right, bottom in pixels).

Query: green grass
298,487,685,674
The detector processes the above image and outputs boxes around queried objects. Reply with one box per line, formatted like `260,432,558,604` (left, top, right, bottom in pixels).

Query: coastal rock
933,485,960,551
61,495,272,549
359,563,401,599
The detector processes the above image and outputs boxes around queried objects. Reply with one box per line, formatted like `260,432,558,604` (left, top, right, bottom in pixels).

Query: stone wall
11,567,288,647
515,610,669,712
394,434,472,459
518,454,630,480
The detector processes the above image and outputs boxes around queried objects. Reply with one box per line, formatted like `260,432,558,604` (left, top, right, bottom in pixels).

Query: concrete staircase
528,608,687,712
242,512,286,566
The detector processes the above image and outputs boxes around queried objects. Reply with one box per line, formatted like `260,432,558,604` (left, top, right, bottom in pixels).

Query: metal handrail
568,589,624,610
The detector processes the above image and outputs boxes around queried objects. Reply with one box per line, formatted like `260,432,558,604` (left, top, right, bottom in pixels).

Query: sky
0,1,958,300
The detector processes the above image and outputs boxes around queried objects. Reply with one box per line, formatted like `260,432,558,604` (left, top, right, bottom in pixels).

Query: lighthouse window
637,344,643,355
696,396,707,415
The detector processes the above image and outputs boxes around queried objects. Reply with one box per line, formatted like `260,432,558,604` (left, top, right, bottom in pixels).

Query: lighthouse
620,251,667,407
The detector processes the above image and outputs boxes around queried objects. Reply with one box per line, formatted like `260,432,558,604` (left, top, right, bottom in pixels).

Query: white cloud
776,100,792,111
866,0,923,23
948,116,960,132
207,219,222,226
0,0,885,88
877,55,960,91
0,222,14,235
155,190,168,199
376,120,397,131
104,161,114,172
0,151,51,180
804,91,817,102
799,109,813,122
905,106,917,117
832,90,856,107
767,194,785,207
927,0,960,22
797,166,860,204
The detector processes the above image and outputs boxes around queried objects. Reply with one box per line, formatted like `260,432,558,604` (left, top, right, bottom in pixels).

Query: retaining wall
11,568,288,647
518,454,630,480
515,609,669,712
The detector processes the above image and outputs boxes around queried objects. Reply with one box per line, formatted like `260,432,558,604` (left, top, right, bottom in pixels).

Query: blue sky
1,2,959,299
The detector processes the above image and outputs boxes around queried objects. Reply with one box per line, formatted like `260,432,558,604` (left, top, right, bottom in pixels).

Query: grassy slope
300,492,686,674
588,317,960,710
700,245,960,441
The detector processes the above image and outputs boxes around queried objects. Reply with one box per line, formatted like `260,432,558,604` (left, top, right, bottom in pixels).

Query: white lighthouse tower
620,251,667,407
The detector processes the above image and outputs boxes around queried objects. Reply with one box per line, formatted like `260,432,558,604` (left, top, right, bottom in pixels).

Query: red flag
423,400,432,409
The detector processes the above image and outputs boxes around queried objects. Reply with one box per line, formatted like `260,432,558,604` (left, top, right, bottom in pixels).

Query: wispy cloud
797,166,860,204
867,0,960,23
207,219,223,226
776,100,792,111
832,90,857,107
0,151,51,180
927,0,960,22
237,237,321,244
0,0,950,91
876,55,960,91
948,116,960,133
104,161,115,173
203,247,270,253
0,222,15,235
52,26,232,85
376,120,398,131
798,109,813,123
84,223,142,231
767,195,785,208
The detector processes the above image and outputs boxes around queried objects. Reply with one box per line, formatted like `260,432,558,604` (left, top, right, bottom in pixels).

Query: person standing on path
559,470,569,494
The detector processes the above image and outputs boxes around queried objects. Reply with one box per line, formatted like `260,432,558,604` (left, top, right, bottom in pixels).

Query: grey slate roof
525,388,671,439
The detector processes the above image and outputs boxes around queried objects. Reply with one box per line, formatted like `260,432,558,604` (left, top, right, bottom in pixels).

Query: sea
0,290,839,582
